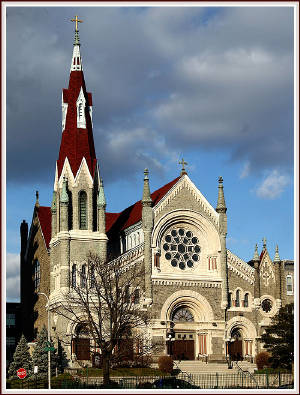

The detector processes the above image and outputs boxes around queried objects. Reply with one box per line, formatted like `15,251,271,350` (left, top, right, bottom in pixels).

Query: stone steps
174,360,256,375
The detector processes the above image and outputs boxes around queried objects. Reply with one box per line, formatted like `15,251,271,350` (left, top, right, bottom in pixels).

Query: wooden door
73,338,90,360
229,340,243,361
173,340,194,360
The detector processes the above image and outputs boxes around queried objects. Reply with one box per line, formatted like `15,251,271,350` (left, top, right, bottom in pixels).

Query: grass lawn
77,367,170,377
254,368,291,374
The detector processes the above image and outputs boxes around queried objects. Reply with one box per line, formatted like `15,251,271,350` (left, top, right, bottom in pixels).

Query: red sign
17,368,27,379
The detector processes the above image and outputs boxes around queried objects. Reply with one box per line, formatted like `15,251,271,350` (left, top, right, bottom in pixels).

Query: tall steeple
57,16,97,179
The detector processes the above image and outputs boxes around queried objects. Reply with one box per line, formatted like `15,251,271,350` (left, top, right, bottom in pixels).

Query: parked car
152,377,199,389
277,383,294,389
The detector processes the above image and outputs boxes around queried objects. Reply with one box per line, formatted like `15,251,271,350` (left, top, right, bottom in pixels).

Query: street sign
44,346,55,352
17,368,27,379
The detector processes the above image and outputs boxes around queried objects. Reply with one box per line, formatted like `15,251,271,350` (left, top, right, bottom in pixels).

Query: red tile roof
106,177,180,235
260,249,266,261
57,70,97,178
37,206,52,249
106,213,120,233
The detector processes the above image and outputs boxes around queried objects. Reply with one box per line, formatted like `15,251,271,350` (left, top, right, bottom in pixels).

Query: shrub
255,351,271,370
98,380,120,389
158,356,174,374
136,381,153,388
51,373,75,389
134,354,153,368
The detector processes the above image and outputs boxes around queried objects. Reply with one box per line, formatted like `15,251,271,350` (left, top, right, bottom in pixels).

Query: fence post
266,371,269,388
216,372,218,388
278,371,281,387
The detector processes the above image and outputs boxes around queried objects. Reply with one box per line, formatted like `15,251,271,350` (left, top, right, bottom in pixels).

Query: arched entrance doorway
73,323,90,361
161,290,215,361
228,328,243,361
171,306,195,360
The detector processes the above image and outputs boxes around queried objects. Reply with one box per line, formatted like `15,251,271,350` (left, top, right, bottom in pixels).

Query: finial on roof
97,178,106,208
179,158,188,176
60,177,69,203
216,176,227,213
51,191,57,212
71,15,83,46
274,245,281,262
35,190,40,208
142,168,152,205
253,243,260,261
262,237,267,250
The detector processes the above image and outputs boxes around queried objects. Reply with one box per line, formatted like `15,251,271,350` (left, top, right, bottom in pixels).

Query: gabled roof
36,206,52,249
106,177,180,235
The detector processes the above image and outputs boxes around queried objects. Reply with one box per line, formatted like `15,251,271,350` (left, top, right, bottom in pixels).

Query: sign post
17,368,27,380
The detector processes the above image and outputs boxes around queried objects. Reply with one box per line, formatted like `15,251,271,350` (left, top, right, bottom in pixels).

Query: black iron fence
7,372,294,390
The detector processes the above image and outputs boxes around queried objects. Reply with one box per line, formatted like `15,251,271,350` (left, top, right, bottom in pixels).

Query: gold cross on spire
179,158,188,176
71,15,83,32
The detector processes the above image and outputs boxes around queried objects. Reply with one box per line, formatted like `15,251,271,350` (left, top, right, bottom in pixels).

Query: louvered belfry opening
79,190,87,229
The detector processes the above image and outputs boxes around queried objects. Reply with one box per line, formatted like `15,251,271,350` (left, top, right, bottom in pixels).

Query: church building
20,21,294,367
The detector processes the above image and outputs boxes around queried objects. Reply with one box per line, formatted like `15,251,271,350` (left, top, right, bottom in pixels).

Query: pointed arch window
34,260,40,291
235,290,240,307
90,265,95,288
133,288,140,305
72,264,77,288
244,293,249,308
81,264,87,288
79,191,87,229
68,190,73,230
228,292,233,308
286,275,293,295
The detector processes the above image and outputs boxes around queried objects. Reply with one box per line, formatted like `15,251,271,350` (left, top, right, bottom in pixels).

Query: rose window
163,228,200,270
261,298,272,313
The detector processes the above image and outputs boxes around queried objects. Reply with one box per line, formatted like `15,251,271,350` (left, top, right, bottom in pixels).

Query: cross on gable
179,158,188,176
261,261,275,287
262,270,271,286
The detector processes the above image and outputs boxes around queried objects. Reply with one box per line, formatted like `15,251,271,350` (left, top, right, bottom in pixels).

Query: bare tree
53,253,150,385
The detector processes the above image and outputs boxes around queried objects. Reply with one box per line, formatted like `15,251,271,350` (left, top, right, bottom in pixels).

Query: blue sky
5,4,296,302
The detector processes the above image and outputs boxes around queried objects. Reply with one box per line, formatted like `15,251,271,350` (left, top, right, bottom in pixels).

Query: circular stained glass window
261,299,272,313
163,228,200,270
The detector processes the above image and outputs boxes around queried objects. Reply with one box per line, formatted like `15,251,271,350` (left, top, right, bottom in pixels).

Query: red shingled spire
57,31,97,178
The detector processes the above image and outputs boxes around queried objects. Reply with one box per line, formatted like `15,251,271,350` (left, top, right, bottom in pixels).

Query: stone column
59,178,70,290
216,177,228,310
51,191,57,238
142,169,153,303
97,178,108,262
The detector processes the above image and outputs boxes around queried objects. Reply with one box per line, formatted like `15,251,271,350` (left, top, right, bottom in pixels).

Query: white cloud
240,161,250,179
6,253,20,301
6,6,293,185
256,170,290,199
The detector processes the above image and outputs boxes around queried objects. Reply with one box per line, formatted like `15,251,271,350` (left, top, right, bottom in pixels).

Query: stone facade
20,205,51,340
19,30,294,367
